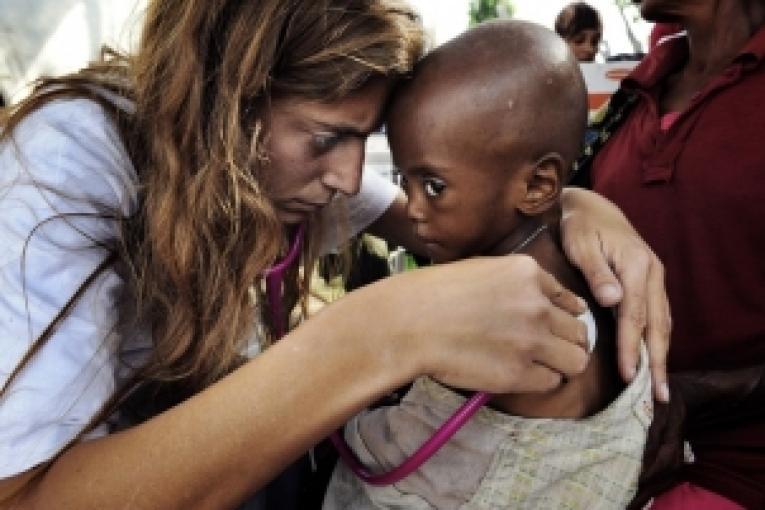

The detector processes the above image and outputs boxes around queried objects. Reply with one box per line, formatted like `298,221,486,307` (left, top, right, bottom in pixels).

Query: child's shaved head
389,19,587,175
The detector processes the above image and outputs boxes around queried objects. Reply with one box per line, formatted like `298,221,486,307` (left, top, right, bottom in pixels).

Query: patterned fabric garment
324,346,652,510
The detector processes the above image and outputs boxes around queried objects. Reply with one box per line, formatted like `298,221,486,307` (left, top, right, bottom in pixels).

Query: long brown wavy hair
0,0,422,413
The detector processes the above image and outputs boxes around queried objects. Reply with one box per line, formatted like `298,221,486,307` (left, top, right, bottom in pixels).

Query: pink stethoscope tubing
328,392,490,486
264,224,490,486
263,223,306,339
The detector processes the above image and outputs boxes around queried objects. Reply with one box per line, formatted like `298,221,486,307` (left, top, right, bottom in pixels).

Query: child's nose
406,190,427,222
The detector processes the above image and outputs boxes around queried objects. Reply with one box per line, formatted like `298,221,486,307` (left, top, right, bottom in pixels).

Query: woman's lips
282,198,330,213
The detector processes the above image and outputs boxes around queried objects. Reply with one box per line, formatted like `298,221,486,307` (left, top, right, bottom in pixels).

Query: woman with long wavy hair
0,0,669,508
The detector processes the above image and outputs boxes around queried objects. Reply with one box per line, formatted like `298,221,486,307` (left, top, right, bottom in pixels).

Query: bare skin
0,26,672,510
1,257,591,510
0,157,669,509
386,21,622,419
0,85,592,509
641,0,765,112
566,28,601,62
372,185,672,404
624,0,765,503
374,19,671,404
490,226,623,418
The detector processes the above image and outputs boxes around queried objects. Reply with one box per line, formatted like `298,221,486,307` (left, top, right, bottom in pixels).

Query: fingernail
598,283,621,303
576,296,588,310
658,382,670,403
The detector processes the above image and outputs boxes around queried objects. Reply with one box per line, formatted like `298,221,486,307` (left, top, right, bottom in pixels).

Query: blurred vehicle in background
580,59,639,113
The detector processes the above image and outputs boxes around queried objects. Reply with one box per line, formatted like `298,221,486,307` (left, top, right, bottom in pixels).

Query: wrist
311,276,422,394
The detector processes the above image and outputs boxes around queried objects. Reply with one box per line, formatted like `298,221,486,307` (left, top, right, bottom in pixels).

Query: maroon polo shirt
591,27,765,508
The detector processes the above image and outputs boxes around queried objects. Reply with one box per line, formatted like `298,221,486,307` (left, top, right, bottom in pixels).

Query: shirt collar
623,22,765,92
739,22,765,64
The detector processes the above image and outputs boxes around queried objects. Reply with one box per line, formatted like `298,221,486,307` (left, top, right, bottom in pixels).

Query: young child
554,1,602,62
323,20,653,509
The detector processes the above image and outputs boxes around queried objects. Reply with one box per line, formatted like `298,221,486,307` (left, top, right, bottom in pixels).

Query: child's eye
423,177,446,197
313,132,341,152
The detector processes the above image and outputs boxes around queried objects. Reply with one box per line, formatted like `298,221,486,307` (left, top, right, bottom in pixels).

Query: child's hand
560,187,671,403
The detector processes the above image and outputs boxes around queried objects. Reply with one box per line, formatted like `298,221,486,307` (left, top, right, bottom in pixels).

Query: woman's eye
313,132,341,152
423,177,446,197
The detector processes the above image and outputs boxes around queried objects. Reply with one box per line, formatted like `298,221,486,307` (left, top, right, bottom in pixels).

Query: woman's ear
517,153,564,215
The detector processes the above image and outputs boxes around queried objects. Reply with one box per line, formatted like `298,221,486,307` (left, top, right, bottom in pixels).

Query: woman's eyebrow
312,120,375,139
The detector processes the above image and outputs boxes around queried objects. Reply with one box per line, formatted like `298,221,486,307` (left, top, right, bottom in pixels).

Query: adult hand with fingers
324,23,653,507
560,187,671,402
322,248,595,490
377,253,590,396
377,187,671,400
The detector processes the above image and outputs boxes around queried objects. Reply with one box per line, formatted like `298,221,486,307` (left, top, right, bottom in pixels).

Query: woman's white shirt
0,98,399,479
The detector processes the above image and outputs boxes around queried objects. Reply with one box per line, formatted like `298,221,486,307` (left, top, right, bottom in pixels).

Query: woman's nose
322,140,364,195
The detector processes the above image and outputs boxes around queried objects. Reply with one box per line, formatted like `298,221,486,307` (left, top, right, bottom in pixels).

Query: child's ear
517,153,564,215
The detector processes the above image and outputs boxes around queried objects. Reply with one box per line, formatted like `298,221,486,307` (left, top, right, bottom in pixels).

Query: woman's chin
276,209,311,225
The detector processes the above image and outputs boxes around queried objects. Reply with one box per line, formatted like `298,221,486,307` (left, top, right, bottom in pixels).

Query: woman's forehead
273,80,390,131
